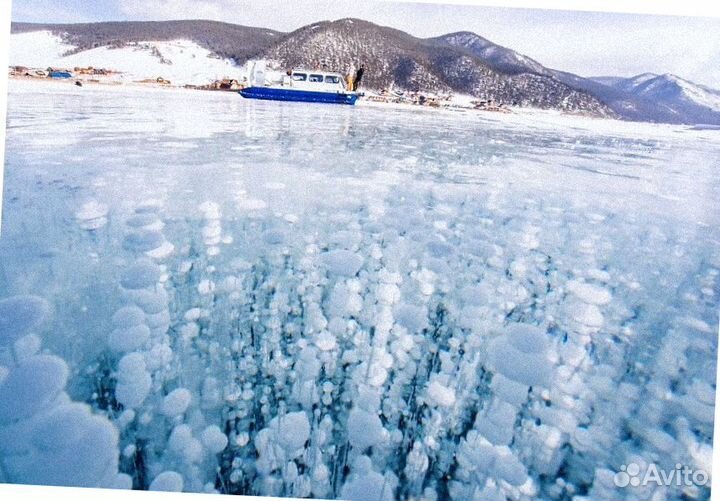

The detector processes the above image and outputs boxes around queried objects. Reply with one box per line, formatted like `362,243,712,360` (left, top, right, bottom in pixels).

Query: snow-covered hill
9,30,244,85
630,74,720,112
434,31,552,77
260,19,612,115
591,72,720,125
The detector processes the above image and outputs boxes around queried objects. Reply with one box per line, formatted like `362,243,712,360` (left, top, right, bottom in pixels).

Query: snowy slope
631,73,720,112
591,72,720,123
9,30,244,85
8,30,75,68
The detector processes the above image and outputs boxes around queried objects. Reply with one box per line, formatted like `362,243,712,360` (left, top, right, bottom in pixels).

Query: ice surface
1,81,718,500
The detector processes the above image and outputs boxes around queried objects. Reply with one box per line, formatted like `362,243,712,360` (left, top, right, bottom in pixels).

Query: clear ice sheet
0,80,718,500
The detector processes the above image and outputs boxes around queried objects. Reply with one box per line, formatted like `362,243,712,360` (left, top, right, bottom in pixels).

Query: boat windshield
309,74,324,83
292,73,307,81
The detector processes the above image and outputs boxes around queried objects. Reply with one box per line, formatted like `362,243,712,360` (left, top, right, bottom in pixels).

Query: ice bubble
680,316,713,334
202,220,222,237
566,280,612,305
568,302,604,329
320,250,363,276
168,424,204,463
341,468,395,501
0,355,68,424
150,471,184,492
262,411,311,454
122,230,166,253
75,200,108,220
146,241,175,260
115,353,151,408
199,201,222,219
126,213,162,229
7,406,120,488
314,331,337,352
146,310,170,330
490,373,530,407
134,200,164,214
263,229,286,245
494,451,528,486
237,198,268,211
75,201,108,229
0,295,50,345
112,473,133,489
160,388,192,418
487,326,551,388
376,283,401,305
329,230,363,250
31,403,95,450
78,217,108,231
200,425,228,453
13,333,42,361
586,268,611,282
120,261,162,290
427,379,456,407
111,306,146,328
505,324,549,354
108,324,151,353
348,408,387,451
394,304,428,333
131,291,168,315
145,343,173,371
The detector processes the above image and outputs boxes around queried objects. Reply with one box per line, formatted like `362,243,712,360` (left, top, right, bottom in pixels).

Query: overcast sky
10,0,720,87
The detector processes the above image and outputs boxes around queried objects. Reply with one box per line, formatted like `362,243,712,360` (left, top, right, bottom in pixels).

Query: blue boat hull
240,87,358,105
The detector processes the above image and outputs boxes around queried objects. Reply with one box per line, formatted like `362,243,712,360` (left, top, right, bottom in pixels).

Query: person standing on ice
353,64,365,91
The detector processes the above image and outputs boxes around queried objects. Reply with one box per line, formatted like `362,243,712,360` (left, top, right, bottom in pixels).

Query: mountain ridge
10,19,720,124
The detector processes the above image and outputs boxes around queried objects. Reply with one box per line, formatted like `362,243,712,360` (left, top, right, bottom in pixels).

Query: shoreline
6,75,698,138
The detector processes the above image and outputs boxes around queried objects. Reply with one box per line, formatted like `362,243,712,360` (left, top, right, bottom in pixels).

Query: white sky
8,0,720,86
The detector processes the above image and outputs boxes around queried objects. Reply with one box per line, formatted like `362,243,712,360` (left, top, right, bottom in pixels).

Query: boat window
309,74,324,83
292,73,307,81
325,75,341,84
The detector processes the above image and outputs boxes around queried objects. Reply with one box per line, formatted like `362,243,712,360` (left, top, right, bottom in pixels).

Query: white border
0,1,718,501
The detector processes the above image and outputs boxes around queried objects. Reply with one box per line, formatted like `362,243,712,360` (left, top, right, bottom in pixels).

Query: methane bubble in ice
0,295,50,345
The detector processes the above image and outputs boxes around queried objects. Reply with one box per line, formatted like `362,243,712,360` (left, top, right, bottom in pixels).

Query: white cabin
278,69,350,93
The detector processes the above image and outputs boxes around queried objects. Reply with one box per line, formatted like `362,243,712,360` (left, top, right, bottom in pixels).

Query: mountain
437,32,720,125
258,19,612,115
11,20,281,63
10,19,720,124
592,73,720,124
432,31,552,77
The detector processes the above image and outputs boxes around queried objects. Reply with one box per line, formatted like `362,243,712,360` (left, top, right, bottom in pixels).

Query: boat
240,69,359,105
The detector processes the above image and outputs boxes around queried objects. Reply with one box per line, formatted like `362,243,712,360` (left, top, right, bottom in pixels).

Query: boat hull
240,87,358,105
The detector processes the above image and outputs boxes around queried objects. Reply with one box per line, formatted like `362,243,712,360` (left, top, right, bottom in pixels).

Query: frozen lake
1,80,718,500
